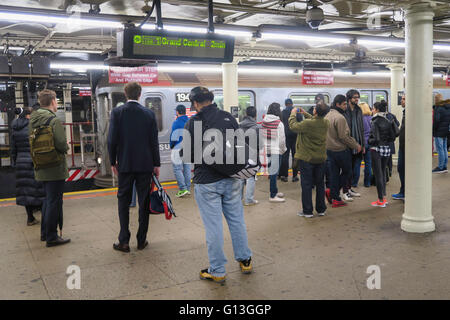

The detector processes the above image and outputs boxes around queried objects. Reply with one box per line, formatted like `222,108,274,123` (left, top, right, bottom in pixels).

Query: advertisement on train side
302,70,334,85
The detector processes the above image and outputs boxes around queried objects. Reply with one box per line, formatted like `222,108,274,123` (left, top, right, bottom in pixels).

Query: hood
263,114,280,123
177,115,189,123
12,117,29,131
436,99,450,108
372,112,388,120
240,116,257,129
30,108,55,128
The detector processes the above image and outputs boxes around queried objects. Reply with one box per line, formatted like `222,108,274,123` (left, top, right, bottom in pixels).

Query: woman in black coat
11,107,45,225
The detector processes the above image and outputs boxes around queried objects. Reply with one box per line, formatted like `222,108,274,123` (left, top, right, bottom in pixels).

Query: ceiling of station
0,0,449,71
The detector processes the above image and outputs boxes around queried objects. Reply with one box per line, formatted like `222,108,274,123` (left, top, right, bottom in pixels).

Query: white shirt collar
127,100,139,104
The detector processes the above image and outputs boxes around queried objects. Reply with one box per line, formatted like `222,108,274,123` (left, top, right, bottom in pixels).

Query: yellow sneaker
199,269,226,283
239,257,253,274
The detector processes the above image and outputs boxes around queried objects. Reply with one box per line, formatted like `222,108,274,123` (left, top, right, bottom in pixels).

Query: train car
93,76,450,186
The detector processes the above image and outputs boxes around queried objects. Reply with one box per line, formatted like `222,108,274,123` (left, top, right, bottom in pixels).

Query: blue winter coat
170,115,189,149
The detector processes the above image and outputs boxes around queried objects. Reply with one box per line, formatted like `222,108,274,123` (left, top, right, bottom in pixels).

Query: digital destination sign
117,28,235,63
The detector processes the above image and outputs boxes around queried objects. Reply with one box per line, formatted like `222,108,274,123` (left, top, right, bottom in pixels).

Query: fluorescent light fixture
333,70,390,77
159,65,221,73
238,67,295,75
358,38,405,48
433,44,450,51
0,45,25,50
42,48,103,54
50,62,109,71
142,24,253,38
261,32,350,44
0,11,122,29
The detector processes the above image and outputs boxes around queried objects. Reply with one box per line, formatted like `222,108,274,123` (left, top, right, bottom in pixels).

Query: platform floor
1,163,449,300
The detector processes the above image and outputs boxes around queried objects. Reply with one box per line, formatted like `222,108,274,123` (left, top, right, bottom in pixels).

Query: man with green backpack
29,89,70,247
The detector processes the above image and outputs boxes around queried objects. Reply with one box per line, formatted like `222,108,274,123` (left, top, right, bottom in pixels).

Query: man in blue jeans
184,86,253,283
170,104,191,197
432,96,450,173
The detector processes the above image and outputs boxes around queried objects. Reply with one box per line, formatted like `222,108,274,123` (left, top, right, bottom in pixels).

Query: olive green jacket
29,108,69,181
288,112,330,164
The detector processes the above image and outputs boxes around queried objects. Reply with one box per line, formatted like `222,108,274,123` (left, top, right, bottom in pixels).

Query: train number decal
175,92,190,103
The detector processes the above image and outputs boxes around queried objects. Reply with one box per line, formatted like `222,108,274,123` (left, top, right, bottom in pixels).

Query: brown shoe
113,242,130,253
137,240,148,250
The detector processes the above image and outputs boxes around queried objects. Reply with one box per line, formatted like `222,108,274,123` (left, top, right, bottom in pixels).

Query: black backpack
196,107,260,179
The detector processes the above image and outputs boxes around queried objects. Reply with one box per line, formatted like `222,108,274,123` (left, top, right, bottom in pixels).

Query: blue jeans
363,150,372,187
351,156,363,187
435,137,448,169
194,178,252,277
173,161,191,191
269,154,281,198
241,176,256,204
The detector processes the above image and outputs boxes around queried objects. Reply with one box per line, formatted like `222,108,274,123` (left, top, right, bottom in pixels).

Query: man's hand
111,165,118,176
153,166,160,178
356,144,362,154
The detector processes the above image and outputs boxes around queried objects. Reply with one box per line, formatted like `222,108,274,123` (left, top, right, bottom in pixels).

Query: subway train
93,77,450,186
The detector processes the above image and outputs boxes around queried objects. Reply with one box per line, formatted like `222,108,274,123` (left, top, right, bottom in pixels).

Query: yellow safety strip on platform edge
0,180,179,202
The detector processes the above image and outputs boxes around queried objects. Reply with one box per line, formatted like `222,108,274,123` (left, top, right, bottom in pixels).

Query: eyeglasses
352,96,360,99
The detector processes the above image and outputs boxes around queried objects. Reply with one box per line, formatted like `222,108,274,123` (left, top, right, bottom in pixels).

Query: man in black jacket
344,89,365,200
108,82,160,252
392,95,406,200
433,97,450,173
279,98,301,182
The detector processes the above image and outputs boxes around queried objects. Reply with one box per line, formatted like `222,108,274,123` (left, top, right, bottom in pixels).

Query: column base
401,214,435,233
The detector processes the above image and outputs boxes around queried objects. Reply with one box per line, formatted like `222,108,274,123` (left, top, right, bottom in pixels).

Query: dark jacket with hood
399,108,406,152
281,106,303,141
344,103,365,154
11,117,45,207
29,108,69,181
368,113,398,148
184,103,235,184
433,99,450,138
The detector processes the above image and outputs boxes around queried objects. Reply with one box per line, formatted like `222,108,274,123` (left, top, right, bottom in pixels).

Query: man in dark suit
108,82,160,252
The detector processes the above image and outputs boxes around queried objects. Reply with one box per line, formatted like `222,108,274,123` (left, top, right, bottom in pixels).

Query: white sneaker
348,189,361,197
342,192,354,202
276,192,285,198
297,211,314,218
317,211,326,217
244,200,259,206
269,196,285,203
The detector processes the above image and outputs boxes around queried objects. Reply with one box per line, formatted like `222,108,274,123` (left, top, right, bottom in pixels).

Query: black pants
25,205,39,222
117,172,152,245
345,152,362,193
398,148,405,195
371,151,388,201
298,160,326,214
279,137,298,178
41,180,65,242
327,149,352,201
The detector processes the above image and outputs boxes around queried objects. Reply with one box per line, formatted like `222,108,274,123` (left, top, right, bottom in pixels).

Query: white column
387,63,404,163
63,83,73,156
222,61,239,115
401,2,435,233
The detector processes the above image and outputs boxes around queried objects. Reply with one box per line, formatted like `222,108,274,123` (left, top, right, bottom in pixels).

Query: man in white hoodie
262,103,287,202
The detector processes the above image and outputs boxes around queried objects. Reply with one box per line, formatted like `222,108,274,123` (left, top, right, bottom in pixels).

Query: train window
213,92,255,122
360,93,370,105
289,93,330,113
145,97,163,132
112,92,126,109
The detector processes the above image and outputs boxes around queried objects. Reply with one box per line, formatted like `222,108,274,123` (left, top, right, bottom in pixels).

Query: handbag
148,174,176,220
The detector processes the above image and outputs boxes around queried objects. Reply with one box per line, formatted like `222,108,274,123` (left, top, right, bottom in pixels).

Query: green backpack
29,116,64,169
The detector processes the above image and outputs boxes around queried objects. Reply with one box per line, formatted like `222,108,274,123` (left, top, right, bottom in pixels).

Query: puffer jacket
29,108,69,181
433,100,450,138
368,113,397,147
10,117,45,207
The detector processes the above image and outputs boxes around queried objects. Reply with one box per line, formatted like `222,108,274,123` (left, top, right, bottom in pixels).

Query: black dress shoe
40,235,46,242
113,242,130,253
292,176,299,182
137,240,148,250
46,237,71,247
280,177,288,182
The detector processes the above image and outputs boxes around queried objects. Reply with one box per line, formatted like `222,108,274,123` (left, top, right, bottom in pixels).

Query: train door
360,90,388,108
212,90,255,122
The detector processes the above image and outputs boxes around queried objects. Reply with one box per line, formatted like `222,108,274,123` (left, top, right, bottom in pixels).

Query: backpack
197,107,260,179
148,174,176,220
29,116,64,169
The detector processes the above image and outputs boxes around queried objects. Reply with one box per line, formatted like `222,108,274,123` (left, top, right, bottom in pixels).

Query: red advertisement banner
108,66,158,84
302,70,334,85
79,88,91,96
